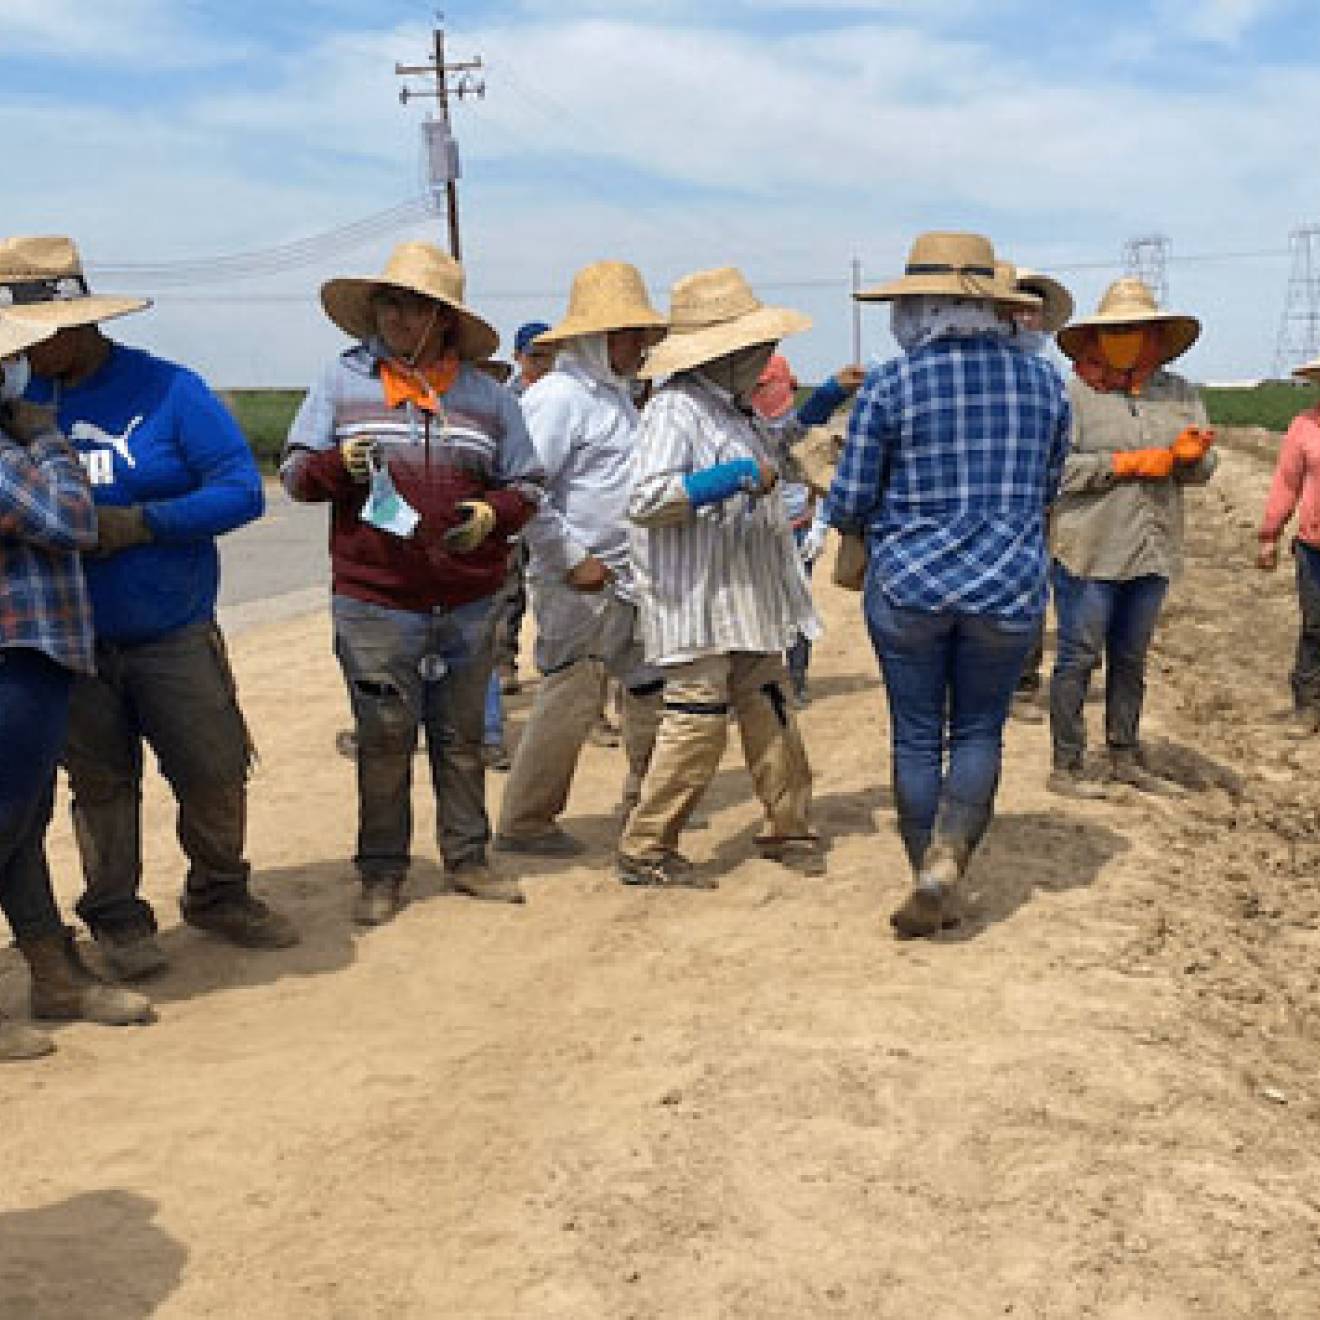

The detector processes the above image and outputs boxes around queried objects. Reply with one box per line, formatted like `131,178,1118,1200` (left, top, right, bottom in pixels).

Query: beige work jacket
1050,370,1215,581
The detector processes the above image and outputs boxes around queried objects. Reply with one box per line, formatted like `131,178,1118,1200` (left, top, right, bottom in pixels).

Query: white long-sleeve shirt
518,357,639,594
628,373,820,666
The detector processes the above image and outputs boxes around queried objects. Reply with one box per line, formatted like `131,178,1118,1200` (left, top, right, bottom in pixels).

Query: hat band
0,274,92,307
904,263,995,279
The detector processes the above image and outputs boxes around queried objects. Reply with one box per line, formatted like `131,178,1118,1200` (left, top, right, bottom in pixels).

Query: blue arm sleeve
797,378,848,427
825,366,894,535
683,458,760,509
141,371,264,542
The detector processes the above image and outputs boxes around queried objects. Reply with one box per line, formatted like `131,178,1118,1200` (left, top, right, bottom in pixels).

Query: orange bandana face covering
380,352,461,414
1074,326,1165,396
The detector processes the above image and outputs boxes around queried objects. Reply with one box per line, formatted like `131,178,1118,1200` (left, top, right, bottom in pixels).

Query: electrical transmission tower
1272,225,1320,377
1122,234,1171,306
396,22,485,260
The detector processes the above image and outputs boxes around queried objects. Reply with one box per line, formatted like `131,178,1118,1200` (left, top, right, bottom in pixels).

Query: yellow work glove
1170,426,1215,464
339,435,377,481
443,500,497,554
1111,448,1175,480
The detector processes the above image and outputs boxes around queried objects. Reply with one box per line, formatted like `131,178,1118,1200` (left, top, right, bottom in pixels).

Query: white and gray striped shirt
628,374,820,666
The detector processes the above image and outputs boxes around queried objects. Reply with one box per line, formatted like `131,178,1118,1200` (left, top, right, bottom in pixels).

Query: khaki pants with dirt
619,651,812,865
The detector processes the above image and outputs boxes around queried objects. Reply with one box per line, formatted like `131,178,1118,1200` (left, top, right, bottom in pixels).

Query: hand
340,435,377,481
834,365,866,393
754,460,779,495
566,555,612,593
799,516,829,563
443,499,497,554
2,401,58,447
1257,539,1280,571
93,504,152,557
1111,447,1175,480
1170,426,1216,464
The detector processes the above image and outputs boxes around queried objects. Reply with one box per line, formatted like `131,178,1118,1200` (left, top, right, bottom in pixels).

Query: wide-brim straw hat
638,267,811,380
1008,265,1074,333
321,241,499,362
0,236,151,330
857,232,1039,309
1057,277,1200,365
0,311,55,359
537,261,667,346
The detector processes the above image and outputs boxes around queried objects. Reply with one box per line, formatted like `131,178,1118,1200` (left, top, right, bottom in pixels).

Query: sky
4,0,1320,386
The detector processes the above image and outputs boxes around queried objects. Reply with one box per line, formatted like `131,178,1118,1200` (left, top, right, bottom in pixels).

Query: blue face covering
361,450,420,538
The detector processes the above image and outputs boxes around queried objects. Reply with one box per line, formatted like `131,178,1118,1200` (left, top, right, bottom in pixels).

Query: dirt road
1,434,1317,1319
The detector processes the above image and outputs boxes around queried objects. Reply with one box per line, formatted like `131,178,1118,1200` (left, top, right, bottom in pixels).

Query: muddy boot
18,929,153,1026
616,852,718,890
1046,766,1109,800
93,927,170,982
180,892,300,949
446,863,525,905
755,833,827,877
890,848,962,939
1108,749,1185,798
0,1011,54,1061
353,875,404,927
1284,706,1320,740
1010,691,1045,724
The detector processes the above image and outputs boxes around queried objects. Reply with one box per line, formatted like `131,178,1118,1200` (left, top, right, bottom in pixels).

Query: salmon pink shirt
1261,407,1320,548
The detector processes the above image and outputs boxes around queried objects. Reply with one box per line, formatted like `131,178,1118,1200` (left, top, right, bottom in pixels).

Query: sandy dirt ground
2,433,1319,1319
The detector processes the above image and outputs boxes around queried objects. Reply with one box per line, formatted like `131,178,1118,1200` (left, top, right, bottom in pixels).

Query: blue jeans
1049,563,1168,770
865,591,1036,869
0,647,72,941
1291,540,1320,710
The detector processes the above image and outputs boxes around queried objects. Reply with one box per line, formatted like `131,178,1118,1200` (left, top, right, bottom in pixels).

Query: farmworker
0,309,152,1056
494,261,668,854
827,232,1070,938
749,353,864,705
1256,353,1320,734
1048,277,1216,797
1000,264,1075,723
14,235,292,978
283,242,544,923
620,266,821,888
509,321,555,397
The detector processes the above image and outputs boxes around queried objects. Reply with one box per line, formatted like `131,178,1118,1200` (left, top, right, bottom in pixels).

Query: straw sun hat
536,261,666,346
321,241,499,362
856,232,1039,309
0,236,151,330
0,312,55,360
638,267,811,380
1001,263,1074,333
1057,277,1200,366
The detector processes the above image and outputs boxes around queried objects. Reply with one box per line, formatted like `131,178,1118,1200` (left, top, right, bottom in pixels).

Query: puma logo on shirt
72,415,143,485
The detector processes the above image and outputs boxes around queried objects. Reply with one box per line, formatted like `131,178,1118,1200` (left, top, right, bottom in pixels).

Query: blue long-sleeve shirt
29,343,263,643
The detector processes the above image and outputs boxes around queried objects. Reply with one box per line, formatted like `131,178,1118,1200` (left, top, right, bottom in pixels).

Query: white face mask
0,353,31,403
361,450,420,539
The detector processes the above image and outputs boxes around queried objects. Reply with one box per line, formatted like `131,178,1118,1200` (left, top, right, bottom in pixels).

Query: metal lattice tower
1272,225,1320,377
1122,234,1171,306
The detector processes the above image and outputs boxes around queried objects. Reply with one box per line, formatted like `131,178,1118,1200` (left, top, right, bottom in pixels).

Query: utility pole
1122,234,1171,307
1273,225,1320,377
396,21,484,260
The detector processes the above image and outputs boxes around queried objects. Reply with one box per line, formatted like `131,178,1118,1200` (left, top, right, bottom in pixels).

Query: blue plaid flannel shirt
826,336,1071,621
0,429,97,674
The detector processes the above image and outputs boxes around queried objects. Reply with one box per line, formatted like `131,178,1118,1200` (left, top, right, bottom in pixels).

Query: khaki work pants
497,660,661,839
619,652,812,863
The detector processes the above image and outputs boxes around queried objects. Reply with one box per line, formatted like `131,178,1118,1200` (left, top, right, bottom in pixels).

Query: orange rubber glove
1170,426,1215,464
1111,447,1175,480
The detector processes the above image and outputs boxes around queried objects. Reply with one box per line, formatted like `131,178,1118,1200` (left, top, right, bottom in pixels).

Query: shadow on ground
943,809,1130,942
0,1190,187,1320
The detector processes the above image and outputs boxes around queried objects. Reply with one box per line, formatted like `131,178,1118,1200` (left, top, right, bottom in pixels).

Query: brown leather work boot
446,864,525,905
354,875,404,927
17,929,154,1026
0,1010,54,1061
